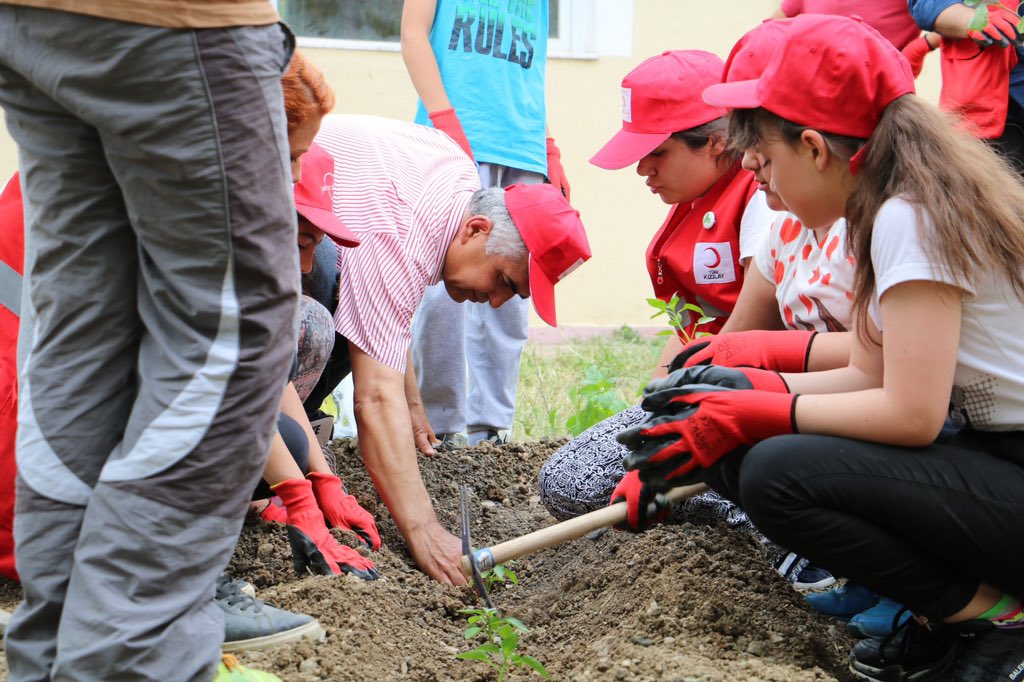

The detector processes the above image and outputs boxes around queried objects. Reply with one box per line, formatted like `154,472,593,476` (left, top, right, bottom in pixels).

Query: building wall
0,1,942,333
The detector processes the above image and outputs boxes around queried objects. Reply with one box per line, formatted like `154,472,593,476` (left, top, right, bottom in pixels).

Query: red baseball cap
703,14,914,139
590,50,727,170
504,183,591,327
294,143,360,248
723,19,792,83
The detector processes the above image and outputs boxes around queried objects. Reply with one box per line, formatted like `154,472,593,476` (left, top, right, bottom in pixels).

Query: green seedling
647,294,715,345
965,0,1024,33
481,562,519,589
565,365,629,436
456,607,549,681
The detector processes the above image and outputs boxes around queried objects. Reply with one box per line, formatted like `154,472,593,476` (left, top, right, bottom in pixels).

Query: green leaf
456,650,494,662
464,625,483,639
504,616,529,632
963,0,983,7
1018,14,1024,33
968,5,989,31
655,329,674,337
696,316,716,325
695,331,713,338
513,654,550,677
500,631,521,657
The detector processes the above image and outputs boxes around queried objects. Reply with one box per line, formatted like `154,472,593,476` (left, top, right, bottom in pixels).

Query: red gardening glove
618,387,796,489
428,108,474,160
672,329,817,373
273,478,379,580
641,366,789,416
901,36,933,78
968,5,1021,48
610,470,671,532
546,136,571,200
307,471,381,551
259,495,288,524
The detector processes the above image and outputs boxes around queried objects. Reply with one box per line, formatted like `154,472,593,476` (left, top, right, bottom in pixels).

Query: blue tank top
414,0,548,175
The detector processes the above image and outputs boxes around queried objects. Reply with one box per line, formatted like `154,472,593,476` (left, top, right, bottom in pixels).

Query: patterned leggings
291,295,335,403
538,405,808,580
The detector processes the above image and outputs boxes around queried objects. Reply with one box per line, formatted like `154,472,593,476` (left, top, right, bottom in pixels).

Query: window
273,0,616,57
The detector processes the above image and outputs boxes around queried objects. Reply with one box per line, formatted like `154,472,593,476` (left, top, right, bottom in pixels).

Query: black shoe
949,621,1024,681
849,610,959,681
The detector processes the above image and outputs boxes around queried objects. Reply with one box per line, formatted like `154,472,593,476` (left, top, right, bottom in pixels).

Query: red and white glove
610,470,671,532
546,137,571,200
273,478,379,580
672,329,817,373
307,471,381,551
618,387,796,489
429,108,474,160
968,4,1020,48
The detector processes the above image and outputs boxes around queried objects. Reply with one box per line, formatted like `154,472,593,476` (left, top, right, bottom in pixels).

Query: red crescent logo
702,247,721,268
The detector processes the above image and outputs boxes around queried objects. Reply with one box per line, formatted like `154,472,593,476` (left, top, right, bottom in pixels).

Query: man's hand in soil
406,521,468,586
618,386,796,489
409,401,439,456
274,478,380,580
610,470,671,532
308,471,382,551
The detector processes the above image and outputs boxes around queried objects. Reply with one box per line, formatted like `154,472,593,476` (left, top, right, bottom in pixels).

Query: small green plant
565,365,630,436
456,607,549,681
481,562,519,589
647,294,715,344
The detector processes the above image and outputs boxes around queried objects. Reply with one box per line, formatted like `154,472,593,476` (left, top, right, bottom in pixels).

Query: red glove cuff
428,107,474,160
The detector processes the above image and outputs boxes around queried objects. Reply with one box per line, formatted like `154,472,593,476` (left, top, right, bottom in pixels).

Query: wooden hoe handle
461,484,703,575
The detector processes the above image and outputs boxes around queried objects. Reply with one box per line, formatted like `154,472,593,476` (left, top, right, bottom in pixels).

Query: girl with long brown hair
621,14,1024,680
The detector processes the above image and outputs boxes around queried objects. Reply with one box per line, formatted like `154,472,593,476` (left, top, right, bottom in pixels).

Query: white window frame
271,0,628,59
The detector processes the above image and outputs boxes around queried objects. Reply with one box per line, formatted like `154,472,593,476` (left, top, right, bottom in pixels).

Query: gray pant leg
411,284,468,434
465,165,543,433
0,9,297,681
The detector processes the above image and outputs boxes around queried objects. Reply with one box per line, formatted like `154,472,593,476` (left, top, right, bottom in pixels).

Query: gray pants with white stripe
0,7,299,681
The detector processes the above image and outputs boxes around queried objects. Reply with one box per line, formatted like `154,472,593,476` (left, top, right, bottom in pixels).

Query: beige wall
0,2,941,333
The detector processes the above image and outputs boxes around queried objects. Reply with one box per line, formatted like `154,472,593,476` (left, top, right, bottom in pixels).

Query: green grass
512,325,664,441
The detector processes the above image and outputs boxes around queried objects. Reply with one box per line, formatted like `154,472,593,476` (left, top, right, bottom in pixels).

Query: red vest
645,162,758,338
0,172,23,581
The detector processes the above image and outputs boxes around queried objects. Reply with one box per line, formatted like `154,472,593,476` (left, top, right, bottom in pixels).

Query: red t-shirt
0,173,23,581
646,163,759,338
781,0,920,49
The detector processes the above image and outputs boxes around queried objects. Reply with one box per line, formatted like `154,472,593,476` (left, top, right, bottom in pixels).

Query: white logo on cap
558,258,585,281
621,87,632,123
321,172,334,195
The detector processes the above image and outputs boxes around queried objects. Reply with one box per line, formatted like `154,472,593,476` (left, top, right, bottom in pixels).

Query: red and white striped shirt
315,115,480,373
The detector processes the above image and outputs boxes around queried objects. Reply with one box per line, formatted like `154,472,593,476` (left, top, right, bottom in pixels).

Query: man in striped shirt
307,114,590,583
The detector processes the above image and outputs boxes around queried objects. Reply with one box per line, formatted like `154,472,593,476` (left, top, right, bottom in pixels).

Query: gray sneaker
216,575,324,652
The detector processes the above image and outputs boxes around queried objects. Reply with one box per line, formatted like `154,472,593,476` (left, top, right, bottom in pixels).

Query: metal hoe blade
459,485,494,609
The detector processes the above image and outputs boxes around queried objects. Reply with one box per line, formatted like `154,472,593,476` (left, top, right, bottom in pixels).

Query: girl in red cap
623,13,1024,680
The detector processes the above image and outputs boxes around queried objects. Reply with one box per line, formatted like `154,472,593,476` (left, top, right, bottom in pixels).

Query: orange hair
281,49,335,133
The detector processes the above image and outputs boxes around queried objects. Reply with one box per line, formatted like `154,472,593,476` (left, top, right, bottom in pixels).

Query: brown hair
671,116,740,168
729,96,1024,339
281,49,335,133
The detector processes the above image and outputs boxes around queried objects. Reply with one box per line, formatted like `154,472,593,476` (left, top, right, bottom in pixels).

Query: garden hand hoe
459,484,701,581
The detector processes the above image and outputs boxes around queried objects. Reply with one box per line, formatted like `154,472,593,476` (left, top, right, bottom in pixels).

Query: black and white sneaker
849,610,959,681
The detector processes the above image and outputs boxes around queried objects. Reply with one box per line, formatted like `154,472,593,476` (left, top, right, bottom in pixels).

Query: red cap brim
701,78,762,109
528,256,557,327
589,129,671,170
296,204,361,248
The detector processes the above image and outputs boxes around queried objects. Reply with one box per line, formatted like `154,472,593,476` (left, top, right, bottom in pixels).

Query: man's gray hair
467,187,527,260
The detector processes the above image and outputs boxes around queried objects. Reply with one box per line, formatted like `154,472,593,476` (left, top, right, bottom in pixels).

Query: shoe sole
793,575,837,591
222,619,325,652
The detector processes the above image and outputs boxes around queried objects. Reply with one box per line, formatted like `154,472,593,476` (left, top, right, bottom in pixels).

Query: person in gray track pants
0,5,299,681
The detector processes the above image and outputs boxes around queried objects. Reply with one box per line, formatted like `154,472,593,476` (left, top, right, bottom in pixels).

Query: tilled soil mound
0,438,857,681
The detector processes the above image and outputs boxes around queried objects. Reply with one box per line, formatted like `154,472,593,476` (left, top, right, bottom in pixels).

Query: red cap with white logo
590,50,727,170
703,14,914,139
294,143,360,248
504,183,591,327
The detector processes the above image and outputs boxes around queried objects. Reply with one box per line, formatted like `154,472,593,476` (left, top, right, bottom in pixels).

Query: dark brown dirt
0,438,857,681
